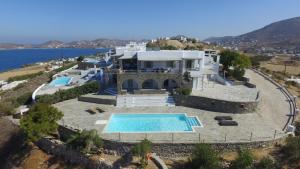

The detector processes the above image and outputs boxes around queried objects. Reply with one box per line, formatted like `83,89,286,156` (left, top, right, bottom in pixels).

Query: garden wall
173,94,259,114
78,94,116,105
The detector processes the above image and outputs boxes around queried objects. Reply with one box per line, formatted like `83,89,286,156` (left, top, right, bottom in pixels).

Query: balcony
119,68,180,74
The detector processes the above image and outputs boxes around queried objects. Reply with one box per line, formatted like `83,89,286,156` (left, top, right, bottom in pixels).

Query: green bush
67,129,103,154
256,157,277,169
189,144,220,169
295,122,300,136
176,87,192,95
7,71,44,82
231,67,246,80
0,101,15,115
132,139,153,169
36,81,100,104
282,136,300,162
230,149,253,169
160,45,178,50
16,92,33,105
20,103,63,141
54,62,77,73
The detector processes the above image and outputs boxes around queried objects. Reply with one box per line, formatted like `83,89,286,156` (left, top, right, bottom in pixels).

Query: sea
0,48,110,72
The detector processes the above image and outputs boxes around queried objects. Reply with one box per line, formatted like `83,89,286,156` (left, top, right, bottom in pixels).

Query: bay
0,48,109,72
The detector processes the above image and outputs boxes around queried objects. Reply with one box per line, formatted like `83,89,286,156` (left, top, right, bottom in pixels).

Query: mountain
0,38,135,49
205,17,300,53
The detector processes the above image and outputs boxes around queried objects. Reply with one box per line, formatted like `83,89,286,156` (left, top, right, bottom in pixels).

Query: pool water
104,113,202,133
49,76,72,86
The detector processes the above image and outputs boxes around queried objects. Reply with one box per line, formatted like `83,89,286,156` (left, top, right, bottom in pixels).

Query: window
166,61,175,68
144,61,153,69
185,60,192,69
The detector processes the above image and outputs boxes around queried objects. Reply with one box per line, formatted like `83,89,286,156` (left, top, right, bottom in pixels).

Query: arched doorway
122,79,138,92
142,79,158,89
163,79,178,90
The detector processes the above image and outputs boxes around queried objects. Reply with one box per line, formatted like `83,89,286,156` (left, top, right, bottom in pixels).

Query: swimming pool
103,113,202,133
49,76,72,86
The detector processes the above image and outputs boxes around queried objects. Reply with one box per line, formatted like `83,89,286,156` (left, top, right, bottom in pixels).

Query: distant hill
205,17,300,53
0,38,135,49
147,35,219,50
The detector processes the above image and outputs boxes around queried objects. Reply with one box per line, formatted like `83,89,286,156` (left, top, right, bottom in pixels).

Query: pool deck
54,70,290,143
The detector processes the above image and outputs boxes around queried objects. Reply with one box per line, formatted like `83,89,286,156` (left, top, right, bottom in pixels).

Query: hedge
36,81,100,104
176,87,192,95
7,71,44,82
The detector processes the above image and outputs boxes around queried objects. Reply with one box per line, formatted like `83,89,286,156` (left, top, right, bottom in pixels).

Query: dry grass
0,65,47,80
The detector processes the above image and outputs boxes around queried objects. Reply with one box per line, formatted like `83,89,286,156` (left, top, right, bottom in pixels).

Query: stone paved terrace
191,82,258,102
54,70,290,143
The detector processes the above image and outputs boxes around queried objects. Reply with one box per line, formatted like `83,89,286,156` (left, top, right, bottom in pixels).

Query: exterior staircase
116,94,175,107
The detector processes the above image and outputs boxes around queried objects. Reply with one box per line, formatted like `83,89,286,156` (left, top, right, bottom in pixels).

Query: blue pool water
104,113,202,133
49,76,72,86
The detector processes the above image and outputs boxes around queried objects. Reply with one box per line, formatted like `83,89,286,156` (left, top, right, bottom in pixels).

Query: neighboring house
114,43,220,94
78,58,107,70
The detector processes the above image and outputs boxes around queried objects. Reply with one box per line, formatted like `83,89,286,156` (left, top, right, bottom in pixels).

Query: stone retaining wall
58,126,287,158
36,138,115,169
173,94,259,113
78,94,116,105
103,137,286,158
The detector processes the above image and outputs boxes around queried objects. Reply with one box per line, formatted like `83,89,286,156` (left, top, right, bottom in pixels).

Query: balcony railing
119,68,179,74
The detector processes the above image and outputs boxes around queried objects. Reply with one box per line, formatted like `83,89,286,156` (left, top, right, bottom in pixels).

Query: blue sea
0,48,110,72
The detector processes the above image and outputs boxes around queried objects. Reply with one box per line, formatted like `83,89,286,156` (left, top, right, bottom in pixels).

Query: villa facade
113,42,220,94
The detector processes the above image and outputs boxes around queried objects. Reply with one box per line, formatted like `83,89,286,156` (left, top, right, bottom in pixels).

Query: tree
256,157,277,169
220,50,251,79
230,149,253,169
77,55,85,62
189,144,220,169
67,129,103,154
20,103,63,141
132,139,153,168
282,136,300,162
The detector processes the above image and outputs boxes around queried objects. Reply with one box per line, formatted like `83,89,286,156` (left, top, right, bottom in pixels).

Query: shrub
282,136,300,161
231,67,246,80
67,129,103,154
189,144,220,169
295,122,300,136
36,81,100,104
16,92,33,106
0,101,15,115
54,62,77,73
230,149,253,169
176,87,192,95
132,139,153,169
256,157,277,169
20,103,63,141
160,45,178,50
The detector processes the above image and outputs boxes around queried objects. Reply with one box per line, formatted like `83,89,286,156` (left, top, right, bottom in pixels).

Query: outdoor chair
214,116,233,121
218,120,238,126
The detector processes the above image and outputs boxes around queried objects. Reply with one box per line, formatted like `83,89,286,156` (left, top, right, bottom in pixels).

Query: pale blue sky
0,0,300,44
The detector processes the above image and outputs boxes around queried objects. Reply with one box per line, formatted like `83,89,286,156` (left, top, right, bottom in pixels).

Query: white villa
112,42,221,94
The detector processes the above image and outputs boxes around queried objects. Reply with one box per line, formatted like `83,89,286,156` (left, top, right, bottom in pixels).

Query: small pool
49,76,72,86
104,113,202,133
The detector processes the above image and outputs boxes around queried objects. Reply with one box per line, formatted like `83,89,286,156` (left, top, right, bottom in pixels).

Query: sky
0,0,300,44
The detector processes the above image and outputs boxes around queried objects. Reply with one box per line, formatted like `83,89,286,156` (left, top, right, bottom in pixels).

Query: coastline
0,64,47,81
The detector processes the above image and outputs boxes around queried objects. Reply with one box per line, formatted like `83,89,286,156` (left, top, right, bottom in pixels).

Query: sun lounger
214,116,233,121
218,120,238,126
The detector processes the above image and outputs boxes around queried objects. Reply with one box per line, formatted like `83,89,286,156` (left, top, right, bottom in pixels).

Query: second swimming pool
49,76,72,86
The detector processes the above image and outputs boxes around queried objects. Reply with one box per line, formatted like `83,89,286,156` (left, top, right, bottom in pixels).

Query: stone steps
116,94,175,107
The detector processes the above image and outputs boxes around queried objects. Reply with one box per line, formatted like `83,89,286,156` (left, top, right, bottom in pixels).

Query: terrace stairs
116,94,175,107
